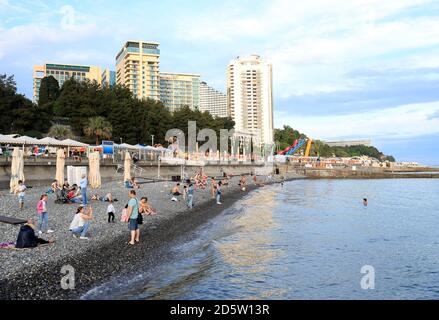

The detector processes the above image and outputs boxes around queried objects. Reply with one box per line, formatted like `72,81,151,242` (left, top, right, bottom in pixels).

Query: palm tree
48,124,73,140
84,116,113,145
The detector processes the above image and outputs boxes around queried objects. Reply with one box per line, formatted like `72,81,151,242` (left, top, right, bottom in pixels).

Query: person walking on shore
80,174,88,205
127,190,140,245
14,180,27,211
216,181,222,205
36,194,54,235
187,183,195,209
69,205,93,240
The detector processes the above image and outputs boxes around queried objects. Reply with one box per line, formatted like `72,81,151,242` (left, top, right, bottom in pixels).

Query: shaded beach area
0,175,279,299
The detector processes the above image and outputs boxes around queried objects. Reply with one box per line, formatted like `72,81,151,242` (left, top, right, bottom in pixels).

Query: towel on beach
0,242,16,249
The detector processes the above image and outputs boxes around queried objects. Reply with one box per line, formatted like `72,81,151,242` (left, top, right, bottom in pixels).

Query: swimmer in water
363,198,368,206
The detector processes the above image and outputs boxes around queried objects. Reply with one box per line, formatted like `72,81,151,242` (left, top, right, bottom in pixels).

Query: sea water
83,178,439,300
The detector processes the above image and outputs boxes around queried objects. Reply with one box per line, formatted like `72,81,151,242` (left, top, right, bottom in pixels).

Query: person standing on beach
239,175,247,191
210,177,217,199
187,183,195,209
216,181,222,205
14,180,27,211
36,194,54,235
127,190,140,245
80,174,88,205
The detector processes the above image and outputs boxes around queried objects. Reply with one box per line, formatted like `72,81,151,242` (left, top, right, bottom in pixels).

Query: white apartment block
199,81,228,118
227,55,274,145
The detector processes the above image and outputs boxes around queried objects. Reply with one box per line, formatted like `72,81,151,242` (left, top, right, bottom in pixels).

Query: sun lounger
0,216,27,225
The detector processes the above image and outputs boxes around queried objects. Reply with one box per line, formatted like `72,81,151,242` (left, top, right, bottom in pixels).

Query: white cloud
276,100,439,140
177,0,439,98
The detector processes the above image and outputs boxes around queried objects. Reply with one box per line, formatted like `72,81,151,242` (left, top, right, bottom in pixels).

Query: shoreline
0,177,281,300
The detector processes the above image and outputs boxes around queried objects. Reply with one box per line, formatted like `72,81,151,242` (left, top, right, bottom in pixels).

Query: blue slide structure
285,138,306,156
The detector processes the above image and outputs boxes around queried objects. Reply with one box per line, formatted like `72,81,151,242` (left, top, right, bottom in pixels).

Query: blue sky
1,0,439,164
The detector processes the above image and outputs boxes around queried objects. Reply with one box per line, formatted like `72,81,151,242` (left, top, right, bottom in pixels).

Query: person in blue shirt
127,190,140,245
80,174,88,205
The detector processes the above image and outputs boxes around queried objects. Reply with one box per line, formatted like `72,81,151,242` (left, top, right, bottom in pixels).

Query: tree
274,125,305,151
84,116,113,145
0,74,43,134
38,76,60,106
48,124,74,140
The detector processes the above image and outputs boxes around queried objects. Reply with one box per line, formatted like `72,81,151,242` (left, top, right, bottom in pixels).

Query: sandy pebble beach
0,174,280,299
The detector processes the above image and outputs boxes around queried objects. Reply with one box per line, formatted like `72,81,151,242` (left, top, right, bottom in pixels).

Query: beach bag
120,208,129,222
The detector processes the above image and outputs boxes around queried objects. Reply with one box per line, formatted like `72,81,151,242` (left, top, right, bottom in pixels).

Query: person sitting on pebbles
171,183,182,201
140,197,156,215
15,218,54,249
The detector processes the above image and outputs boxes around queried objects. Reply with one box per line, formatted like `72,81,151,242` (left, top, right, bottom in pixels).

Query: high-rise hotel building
199,82,228,118
227,55,274,145
115,41,160,100
101,68,116,87
33,63,101,102
159,72,200,112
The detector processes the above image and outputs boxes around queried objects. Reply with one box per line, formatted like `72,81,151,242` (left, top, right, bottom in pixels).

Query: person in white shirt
69,205,93,240
0,146,3,156
14,180,27,210
107,200,115,223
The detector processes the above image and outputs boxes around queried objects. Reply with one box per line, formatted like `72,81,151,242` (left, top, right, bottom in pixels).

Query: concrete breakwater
0,158,274,189
273,162,439,179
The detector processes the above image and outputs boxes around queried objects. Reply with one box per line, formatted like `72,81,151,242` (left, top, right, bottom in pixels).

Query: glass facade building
159,73,200,112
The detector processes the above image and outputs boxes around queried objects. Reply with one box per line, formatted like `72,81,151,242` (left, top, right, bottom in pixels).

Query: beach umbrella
88,152,101,189
55,149,65,185
124,151,131,182
9,147,24,193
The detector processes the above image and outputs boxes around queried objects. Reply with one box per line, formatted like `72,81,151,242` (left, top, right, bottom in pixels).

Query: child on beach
183,185,188,200
140,197,156,215
187,183,195,209
14,180,27,210
107,200,115,223
36,194,54,235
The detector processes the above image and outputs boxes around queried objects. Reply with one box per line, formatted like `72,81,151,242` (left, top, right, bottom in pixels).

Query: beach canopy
0,134,20,144
10,147,25,193
144,145,169,152
88,152,101,189
38,137,66,146
6,135,41,145
116,143,138,150
124,151,131,182
55,149,66,185
61,139,89,147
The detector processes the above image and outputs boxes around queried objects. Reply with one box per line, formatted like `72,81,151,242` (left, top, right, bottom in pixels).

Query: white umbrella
10,147,25,193
61,139,89,147
88,152,101,189
0,134,19,144
38,137,64,146
55,149,66,185
12,136,41,145
124,151,131,182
